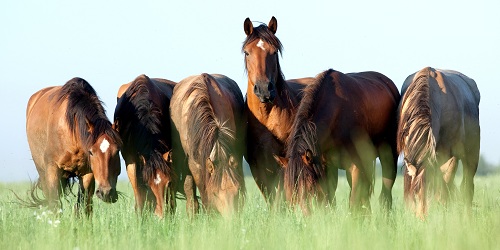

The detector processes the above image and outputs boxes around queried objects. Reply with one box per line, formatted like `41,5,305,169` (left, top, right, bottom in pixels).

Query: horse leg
439,156,458,204
44,165,63,211
378,143,397,211
77,173,95,217
127,163,148,214
184,174,199,218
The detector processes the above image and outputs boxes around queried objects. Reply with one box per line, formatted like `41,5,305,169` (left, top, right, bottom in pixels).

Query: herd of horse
25,17,480,219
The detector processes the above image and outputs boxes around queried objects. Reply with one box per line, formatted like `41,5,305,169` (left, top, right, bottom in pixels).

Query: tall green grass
1,174,499,250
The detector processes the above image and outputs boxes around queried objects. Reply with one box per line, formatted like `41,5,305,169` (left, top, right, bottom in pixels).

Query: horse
113,74,177,218
170,73,246,218
242,16,316,206
397,67,480,219
274,69,400,215
26,77,122,215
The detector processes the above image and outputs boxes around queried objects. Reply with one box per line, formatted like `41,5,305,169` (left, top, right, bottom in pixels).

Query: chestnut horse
26,77,122,215
275,69,400,215
397,67,480,218
170,73,245,218
113,74,176,218
243,16,315,205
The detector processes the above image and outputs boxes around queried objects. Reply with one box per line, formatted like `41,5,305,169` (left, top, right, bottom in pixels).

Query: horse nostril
268,82,273,91
253,85,258,94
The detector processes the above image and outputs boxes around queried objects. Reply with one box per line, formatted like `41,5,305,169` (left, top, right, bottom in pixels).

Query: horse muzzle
254,82,276,103
96,186,118,203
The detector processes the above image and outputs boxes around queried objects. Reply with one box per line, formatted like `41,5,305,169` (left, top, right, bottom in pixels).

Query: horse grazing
243,16,315,205
397,67,480,218
170,73,246,218
26,77,122,215
113,74,177,218
275,69,400,215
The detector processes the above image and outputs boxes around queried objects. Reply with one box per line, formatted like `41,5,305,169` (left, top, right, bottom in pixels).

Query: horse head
89,133,121,203
275,149,326,215
243,16,282,103
204,153,245,218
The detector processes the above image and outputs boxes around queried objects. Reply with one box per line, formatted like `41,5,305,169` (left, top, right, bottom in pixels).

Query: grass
1,173,499,250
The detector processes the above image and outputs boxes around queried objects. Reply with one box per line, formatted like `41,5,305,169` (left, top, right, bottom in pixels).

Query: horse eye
89,150,94,156
244,51,249,56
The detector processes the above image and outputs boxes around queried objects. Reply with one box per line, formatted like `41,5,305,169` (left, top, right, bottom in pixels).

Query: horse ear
85,118,94,134
301,150,314,165
244,17,253,36
206,158,215,175
163,151,172,164
268,16,277,34
273,154,288,169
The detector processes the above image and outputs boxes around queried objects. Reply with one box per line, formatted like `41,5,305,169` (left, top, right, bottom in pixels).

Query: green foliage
1,174,499,250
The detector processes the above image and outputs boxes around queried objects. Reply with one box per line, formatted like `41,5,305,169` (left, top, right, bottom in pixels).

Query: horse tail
397,69,437,197
12,177,76,209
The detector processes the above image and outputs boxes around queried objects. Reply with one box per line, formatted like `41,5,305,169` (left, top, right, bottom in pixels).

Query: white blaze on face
154,174,161,185
100,138,110,153
256,39,266,51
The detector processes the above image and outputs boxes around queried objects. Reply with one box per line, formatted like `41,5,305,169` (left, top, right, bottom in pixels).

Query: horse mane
118,74,172,182
183,74,238,187
242,23,286,88
57,77,121,151
284,69,333,196
397,71,437,165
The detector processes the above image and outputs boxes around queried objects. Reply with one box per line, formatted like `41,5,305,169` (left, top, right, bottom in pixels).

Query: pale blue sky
1,0,499,181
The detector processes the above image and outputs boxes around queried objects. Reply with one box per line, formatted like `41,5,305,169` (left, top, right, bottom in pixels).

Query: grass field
1,173,499,250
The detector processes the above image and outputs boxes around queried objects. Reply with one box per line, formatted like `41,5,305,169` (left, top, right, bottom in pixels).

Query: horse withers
275,69,400,216
26,77,122,215
113,74,176,218
242,16,315,207
170,73,246,218
397,67,480,219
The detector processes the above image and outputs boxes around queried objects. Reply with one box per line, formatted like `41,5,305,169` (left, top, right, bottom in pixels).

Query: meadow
1,172,499,250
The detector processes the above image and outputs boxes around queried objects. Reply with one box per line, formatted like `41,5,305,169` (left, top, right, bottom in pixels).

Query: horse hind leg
461,151,479,215
76,173,95,217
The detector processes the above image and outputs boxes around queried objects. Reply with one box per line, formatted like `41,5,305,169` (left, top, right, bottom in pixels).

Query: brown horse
26,77,122,215
113,74,176,218
275,69,400,215
243,16,315,205
397,67,480,218
170,73,246,218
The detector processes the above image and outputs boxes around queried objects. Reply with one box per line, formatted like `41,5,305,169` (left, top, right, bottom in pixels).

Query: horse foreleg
77,173,95,217
184,175,199,218
44,166,63,211
378,144,397,211
127,163,148,214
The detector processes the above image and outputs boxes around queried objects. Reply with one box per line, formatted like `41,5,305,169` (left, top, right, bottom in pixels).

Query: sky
1,0,499,182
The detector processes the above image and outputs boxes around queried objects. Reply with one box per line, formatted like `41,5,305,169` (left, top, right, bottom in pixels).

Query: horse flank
57,77,121,151
183,74,238,186
397,73,437,168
